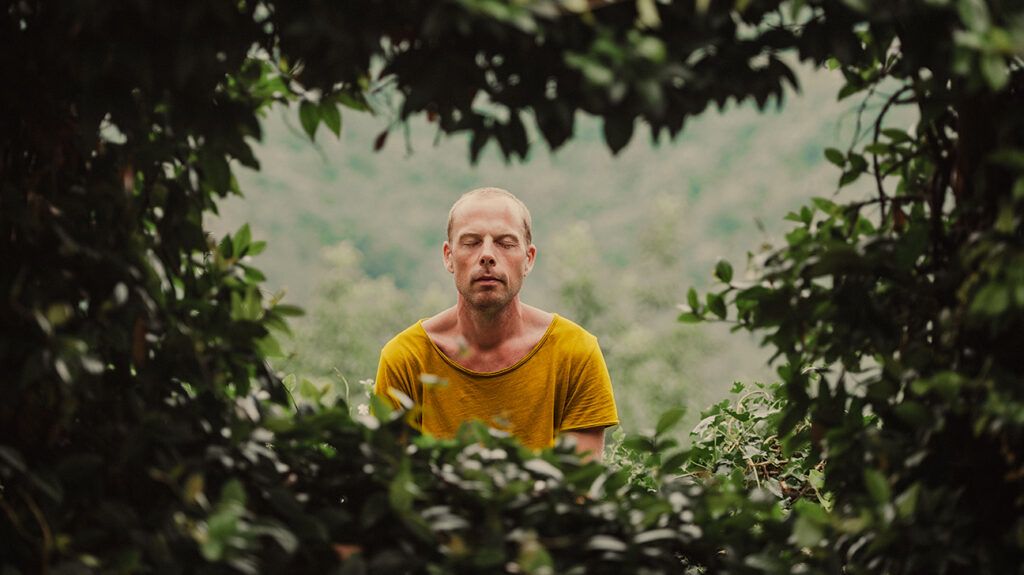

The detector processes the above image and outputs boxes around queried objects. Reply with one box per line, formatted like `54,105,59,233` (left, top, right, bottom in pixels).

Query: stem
871,86,915,226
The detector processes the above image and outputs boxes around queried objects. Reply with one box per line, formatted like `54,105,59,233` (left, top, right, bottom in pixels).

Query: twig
871,86,914,225
18,489,52,575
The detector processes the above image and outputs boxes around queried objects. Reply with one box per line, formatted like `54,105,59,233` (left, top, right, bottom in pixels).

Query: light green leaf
791,513,823,547
687,287,700,311
957,0,991,32
235,224,251,253
863,468,891,503
980,54,1009,91
655,407,687,436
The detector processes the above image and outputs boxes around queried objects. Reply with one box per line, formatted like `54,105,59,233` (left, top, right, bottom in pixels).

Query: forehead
450,195,527,236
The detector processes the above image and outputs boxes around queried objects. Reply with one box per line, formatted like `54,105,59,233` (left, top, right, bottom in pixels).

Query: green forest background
209,63,880,435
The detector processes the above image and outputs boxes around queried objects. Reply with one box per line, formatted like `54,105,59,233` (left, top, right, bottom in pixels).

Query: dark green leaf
839,169,861,187
320,100,342,136
299,100,320,141
714,259,734,284
706,292,727,319
603,115,635,154
824,147,845,167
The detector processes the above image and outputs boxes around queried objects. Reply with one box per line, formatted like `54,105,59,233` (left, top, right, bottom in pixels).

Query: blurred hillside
208,63,878,433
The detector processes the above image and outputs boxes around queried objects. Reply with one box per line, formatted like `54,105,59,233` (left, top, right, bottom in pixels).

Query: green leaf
863,468,891,503
469,130,490,163
714,259,733,284
655,407,687,436
895,483,921,519
958,0,991,32
659,450,690,474
256,334,284,358
706,292,727,319
603,115,635,154
980,54,1009,91
687,287,700,311
811,197,838,215
235,224,252,254
989,148,1024,171
1013,178,1024,200
299,378,323,402
864,142,889,155
893,401,930,427
518,534,555,573
219,235,234,259
969,282,1010,316
388,458,419,513
839,169,861,187
320,100,342,136
248,240,267,256
837,82,865,100
338,91,371,112
273,304,305,317
791,512,824,547
882,128,911,143
824,147,845,167
200,148,231,193
677,311,703,323
299,100,319,141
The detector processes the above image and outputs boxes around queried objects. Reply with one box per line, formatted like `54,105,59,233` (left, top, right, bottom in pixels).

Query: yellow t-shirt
374,314,618,449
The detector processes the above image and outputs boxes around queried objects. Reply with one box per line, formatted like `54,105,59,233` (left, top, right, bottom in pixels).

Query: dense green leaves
3,0,1023,573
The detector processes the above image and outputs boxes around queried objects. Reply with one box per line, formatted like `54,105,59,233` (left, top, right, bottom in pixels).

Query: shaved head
447,187,533,245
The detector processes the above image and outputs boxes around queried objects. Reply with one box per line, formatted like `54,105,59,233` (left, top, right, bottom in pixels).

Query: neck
455,297,526,350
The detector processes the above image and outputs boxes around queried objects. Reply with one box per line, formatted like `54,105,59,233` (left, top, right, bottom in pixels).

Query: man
374,187,618,459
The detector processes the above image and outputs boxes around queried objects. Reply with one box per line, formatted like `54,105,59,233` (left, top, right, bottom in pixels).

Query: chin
468,294,511,310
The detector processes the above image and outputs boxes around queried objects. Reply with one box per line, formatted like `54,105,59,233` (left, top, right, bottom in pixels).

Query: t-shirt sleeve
373,340,415,411
559,338,619,432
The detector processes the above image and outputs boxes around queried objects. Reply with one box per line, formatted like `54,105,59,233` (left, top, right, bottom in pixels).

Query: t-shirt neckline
417,313,560,377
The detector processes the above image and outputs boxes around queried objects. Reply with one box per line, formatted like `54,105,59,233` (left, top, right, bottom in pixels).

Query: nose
479,239,497,267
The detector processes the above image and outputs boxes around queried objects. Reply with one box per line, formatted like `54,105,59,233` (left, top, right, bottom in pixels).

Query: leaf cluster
4,0,1024,574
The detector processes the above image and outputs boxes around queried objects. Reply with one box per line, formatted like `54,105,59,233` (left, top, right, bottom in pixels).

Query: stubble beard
460,278,519,315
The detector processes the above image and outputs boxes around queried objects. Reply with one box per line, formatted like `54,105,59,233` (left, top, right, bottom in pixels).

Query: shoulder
545,314,601,356
420,306,457,341
380,320,432,363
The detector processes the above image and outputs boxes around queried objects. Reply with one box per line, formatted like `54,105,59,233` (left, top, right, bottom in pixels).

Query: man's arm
565,427,606,462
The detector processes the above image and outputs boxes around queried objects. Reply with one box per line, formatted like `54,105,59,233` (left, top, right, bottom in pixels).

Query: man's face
444,195,536,311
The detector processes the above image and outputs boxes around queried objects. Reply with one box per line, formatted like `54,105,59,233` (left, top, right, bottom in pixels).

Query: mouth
473,276,504,284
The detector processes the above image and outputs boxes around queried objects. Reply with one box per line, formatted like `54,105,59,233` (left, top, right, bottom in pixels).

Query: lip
473,277,503,284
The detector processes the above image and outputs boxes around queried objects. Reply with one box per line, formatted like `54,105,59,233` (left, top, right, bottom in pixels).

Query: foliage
276,242,447,394
678,1,1024,572
686,382,828,510
3,0,1024,574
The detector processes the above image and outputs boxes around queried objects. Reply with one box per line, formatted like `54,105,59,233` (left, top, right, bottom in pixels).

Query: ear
524,244,536,275
443,241,454,273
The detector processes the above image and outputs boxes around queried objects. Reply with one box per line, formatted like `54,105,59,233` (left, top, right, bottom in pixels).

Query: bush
4,1,1023,573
